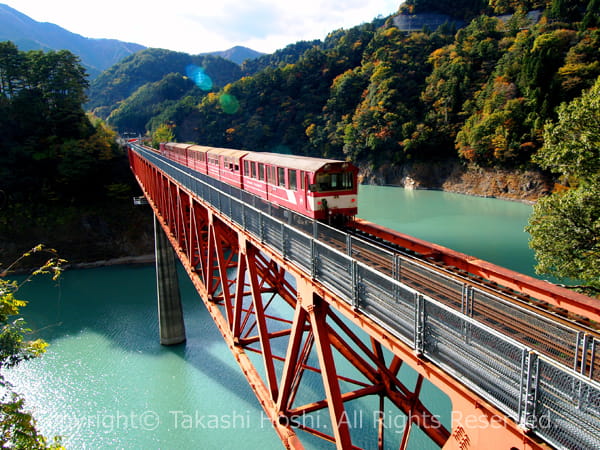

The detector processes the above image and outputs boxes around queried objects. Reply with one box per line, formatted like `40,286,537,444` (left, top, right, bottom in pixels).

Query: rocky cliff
359,159,553,203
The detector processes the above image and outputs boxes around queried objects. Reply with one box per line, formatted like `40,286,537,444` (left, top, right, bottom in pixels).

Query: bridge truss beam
130,150,546,450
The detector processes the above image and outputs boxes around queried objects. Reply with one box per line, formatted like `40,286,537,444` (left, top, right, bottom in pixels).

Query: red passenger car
160,142,191,166
159,142,358,222
242,152,357,221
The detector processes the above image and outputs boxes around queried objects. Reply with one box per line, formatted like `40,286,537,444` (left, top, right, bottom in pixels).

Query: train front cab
309,162,358,222
242,152,358,222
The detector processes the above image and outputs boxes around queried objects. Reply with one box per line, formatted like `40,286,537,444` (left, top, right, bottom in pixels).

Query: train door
301,171,308,213
266,165,276,202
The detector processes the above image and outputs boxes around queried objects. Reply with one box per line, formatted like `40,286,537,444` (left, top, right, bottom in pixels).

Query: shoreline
372,183,538,204
63,254,156,270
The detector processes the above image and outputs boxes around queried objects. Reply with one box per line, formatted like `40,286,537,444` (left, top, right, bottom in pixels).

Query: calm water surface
5,186,537,449
358,185,537,277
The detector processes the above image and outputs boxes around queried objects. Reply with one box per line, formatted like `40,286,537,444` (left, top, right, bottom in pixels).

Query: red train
159,142,358,222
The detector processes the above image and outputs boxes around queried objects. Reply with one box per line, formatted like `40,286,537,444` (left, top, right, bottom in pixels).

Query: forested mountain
0,3,144,78
103,0,599,174
87,48,244,132
240,40,322,75
201,45,265,65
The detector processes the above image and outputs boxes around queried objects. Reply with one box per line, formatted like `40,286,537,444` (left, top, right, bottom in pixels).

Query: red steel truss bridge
128,143,600,450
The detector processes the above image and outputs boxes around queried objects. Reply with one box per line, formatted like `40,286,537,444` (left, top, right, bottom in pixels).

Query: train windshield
314,171,354,192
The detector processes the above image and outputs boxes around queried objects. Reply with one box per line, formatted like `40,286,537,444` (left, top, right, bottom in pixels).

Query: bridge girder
130,150,547,450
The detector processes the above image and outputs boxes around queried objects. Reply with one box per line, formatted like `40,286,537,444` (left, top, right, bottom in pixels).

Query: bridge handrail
131,144,600,449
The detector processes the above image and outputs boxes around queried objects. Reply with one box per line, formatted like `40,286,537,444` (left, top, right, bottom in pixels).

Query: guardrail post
519,351,539,430
461,285,473,343
461,284,473,317
392,255,402,303
351,260,360,309
310,240,317,279
590,338,597,379
574,331,583,373
282,223,289,259
414,294,425,355
241,203,247,230
259,212,265,243
346,234,352,257
392,254,401,281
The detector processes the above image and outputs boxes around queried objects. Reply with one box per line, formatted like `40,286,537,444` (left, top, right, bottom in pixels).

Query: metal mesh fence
314,241,353,301
263,215,283,255
289,211,313,236
535,359,600,449
244,206,261,239
230,197,243,226
358,265,416,345
424,299,527,419
398,257,463,308
286,228,312,273
349,236,395,276
471,288,579,369
315,223,348,252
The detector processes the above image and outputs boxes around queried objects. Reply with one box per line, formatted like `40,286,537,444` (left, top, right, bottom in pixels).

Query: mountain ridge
200,45,265,65
0,3,145,78
0,4,264,77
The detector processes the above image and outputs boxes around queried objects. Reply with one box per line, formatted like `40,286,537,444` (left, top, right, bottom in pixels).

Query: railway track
133,143,599,382
315,221,599,381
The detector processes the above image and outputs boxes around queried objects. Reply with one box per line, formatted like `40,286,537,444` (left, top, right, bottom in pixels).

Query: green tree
0,42,26,99
0,245,65,448
152,123,175,148
526,77,600,293
533,76,600,182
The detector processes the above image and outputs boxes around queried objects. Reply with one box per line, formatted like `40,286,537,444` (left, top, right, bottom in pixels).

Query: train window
341,171,353,189
258,163,265,181
315,172,354,192
288,169,297,190
251,162,257,178
267,166,276,184
278,167,286,187
234,164,239,171
300,171,305,190
244,160,249,174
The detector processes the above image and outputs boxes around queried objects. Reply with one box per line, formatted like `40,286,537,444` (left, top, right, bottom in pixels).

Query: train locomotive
159,142,358,222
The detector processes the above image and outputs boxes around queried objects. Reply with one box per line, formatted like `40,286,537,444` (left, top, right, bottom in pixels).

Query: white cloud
8,0,400,54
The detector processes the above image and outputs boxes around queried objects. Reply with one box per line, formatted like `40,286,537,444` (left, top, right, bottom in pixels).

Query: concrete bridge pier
154,215,186,345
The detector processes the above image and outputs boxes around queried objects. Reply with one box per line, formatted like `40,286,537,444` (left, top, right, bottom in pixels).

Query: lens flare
219,94,240,114
185,64,213,91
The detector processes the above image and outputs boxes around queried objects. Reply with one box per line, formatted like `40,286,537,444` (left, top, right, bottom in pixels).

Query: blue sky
10,1,402,54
